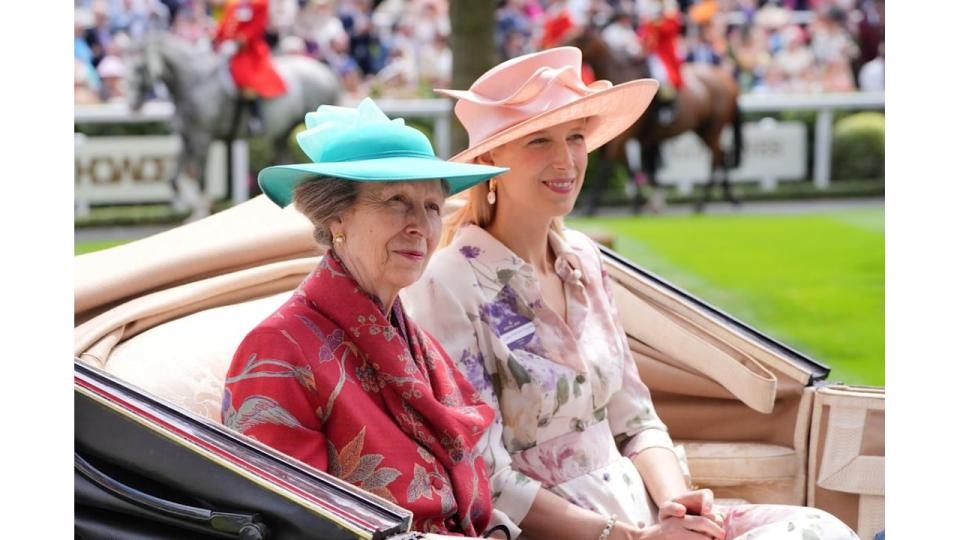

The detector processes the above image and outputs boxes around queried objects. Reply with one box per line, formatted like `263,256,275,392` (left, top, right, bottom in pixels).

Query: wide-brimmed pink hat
436,47,659,164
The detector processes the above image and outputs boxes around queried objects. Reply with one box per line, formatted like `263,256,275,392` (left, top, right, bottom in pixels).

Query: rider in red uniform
539,0,596,84
637,0,683,123
214,0,286,134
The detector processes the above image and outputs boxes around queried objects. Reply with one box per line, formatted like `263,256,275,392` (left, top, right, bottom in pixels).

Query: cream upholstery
676,440,802,505
100,292,289,422
808,386,886,539
679,441,797,487
715,498,750,507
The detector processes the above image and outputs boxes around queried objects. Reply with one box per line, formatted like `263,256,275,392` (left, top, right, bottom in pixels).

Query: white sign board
655,121,807,195
75,135,228,207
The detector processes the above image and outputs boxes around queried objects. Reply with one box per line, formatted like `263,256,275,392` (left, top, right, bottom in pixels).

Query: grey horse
129,31,341,217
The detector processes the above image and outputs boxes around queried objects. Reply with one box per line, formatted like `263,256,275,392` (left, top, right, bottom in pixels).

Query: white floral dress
402,224,857,540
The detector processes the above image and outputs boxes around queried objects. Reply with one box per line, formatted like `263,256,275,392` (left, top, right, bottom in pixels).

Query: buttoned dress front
403,224,858,540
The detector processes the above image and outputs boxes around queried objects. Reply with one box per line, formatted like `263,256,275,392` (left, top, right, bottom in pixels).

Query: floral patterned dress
222,252,495,535
402,224,857,540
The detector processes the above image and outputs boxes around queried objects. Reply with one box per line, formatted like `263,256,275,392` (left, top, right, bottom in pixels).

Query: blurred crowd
74,0,884,105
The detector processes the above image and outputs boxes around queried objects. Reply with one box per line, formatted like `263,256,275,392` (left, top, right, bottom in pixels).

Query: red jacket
639,13,685,89
539,8,575,49
214,0,286,98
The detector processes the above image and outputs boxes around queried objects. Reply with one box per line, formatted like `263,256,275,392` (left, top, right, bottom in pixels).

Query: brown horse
571,28,743,213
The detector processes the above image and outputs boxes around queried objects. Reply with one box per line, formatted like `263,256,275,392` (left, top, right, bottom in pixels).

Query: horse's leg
183,148,212,220
224,137,234,203
723,96,743,207
706,132,739,207
584,154,613,216
169,143,190,213
635,142,661,213
272,121,299,168
196,146,212,218
633,159,648,214
228,95,245,139
695,164,717,213
181,132,214,220
721,164,740,206
647,166,666,213
693,116,726,213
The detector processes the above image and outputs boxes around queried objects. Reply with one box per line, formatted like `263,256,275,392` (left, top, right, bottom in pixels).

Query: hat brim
258,156,508,207
447,79,659,164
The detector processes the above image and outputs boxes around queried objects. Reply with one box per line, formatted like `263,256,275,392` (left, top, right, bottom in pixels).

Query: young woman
403,48,856,540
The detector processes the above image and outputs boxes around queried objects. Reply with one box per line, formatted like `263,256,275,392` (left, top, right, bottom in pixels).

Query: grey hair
293,176,359,247
292,176,452,247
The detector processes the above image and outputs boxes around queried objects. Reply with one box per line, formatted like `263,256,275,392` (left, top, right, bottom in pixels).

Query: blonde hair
440,173,564,248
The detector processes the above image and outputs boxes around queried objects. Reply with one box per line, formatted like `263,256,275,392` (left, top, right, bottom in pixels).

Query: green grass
75,239,130,255
570,209,884,386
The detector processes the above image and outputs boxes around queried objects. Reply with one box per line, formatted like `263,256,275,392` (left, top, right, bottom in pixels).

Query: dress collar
454,223,587,286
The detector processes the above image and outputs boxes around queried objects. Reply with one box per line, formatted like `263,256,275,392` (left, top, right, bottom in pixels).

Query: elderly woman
222,99,507,535
403,48,857,540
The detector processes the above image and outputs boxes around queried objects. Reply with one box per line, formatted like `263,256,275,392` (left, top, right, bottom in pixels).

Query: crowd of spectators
496,0,884,94
74,0,884,105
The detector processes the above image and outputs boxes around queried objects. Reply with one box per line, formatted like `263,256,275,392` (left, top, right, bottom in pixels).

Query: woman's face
482,118,588,221
331,180,445,304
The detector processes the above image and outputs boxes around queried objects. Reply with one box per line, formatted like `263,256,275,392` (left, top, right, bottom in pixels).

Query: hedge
831,112,884,181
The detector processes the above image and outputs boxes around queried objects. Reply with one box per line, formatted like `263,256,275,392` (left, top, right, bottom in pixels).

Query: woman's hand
639,515,725,540
607,515,724,540
659,489,724,528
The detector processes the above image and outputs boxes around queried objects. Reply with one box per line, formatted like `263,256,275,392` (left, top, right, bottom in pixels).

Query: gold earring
333,232,345,246
487,179,497,205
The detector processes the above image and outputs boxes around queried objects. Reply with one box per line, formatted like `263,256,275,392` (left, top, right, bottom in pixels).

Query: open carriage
75,196,884,539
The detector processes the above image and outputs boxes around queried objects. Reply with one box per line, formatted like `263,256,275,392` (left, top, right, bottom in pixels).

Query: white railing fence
738,92,885,189
74,92,884,210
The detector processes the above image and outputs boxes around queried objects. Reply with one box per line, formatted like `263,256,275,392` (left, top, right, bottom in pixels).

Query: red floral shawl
223,252,495,534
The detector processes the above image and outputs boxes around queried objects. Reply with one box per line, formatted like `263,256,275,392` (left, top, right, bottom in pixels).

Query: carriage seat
99,291,290,422
674,439,801,505
96,290,798,506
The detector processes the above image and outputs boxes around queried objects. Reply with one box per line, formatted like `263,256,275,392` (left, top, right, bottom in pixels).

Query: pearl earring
487,179,497,205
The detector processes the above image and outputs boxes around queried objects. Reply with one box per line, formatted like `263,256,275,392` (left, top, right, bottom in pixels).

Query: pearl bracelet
597,515,617,540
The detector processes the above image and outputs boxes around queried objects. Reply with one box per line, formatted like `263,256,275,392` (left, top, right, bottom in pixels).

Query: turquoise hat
258,98,508,207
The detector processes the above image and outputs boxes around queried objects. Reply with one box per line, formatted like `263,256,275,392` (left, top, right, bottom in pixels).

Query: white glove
219,40,239,57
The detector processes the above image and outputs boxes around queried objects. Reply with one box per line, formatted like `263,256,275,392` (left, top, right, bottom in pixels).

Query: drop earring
487,179,497,205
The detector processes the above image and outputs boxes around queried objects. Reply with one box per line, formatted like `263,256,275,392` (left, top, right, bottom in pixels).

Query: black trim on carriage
76,451,270,539
75,359,413,539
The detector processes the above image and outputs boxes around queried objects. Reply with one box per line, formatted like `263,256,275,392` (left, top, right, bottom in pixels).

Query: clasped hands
609,488,726,540
654,488,725,540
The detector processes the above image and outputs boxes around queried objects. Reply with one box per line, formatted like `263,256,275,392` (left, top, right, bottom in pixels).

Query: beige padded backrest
76,196,316,323
99,292,291,421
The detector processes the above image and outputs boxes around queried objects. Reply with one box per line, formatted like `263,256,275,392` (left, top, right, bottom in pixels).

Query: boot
246,96,264,136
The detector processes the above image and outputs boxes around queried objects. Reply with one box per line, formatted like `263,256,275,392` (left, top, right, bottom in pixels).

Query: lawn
570,208,884,386
75,238,130,255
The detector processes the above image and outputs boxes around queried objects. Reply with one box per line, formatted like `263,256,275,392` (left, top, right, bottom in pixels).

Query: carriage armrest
676,440,801,505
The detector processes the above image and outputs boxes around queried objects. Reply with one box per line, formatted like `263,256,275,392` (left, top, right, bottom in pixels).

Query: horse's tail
726,99,744,169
